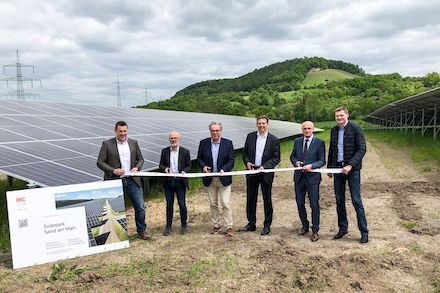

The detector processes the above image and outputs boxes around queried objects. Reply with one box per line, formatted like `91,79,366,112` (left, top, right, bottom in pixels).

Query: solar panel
0,99,303,187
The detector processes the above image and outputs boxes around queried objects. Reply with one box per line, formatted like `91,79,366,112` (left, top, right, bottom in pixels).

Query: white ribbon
123,167,342,178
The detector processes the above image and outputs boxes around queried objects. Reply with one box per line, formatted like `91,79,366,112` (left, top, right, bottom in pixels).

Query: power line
0,50,42,100
112,75,123,107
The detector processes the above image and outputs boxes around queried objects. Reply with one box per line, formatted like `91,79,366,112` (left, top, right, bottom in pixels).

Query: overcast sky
0,0,439,107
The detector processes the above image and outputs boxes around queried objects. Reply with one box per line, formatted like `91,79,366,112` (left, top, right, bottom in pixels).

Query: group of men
97,106,369,244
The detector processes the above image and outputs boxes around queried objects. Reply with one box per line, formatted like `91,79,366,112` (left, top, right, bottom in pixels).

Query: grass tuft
402,221,417,230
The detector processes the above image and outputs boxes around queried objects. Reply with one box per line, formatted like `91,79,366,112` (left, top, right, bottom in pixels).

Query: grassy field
302,69,358,87
1,124,438,253
279,69,357,102
364,129,440,172
0,178,28,252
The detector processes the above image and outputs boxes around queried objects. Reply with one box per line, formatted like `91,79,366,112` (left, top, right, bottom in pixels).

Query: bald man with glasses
290,121,326,242
159,131,191,236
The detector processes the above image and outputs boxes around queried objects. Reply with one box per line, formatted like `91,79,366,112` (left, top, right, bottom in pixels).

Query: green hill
141,57,440,123
174,57,364,96
303,69,358,87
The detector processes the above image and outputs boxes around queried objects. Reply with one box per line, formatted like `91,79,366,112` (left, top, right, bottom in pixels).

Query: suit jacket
290,136,326,185
197,137,235,187
96,137,144,187
243,132,280,184
159,146,191,188
327,121,366,170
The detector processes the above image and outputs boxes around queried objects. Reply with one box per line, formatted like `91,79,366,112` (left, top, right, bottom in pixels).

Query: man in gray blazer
240,115,280,235
290,121,326,242
97,121,150,240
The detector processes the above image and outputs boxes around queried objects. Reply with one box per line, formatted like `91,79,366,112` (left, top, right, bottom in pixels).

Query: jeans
164,179,187,228
334,170,368,234
123,177,146,234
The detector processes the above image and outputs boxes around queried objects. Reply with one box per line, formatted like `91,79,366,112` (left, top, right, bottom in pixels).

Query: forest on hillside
142,57,440,122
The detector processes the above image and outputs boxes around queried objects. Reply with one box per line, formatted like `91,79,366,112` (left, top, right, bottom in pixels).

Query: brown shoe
225,228,234,237
138,231,151,240
211,227,221,235
310,232,319,242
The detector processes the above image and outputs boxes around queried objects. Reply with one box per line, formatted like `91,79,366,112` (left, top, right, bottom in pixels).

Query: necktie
303,138,309,154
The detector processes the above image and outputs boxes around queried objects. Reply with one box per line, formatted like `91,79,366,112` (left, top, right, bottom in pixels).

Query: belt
337,161,345,167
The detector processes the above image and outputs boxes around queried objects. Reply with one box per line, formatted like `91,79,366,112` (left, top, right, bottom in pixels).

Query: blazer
327,121,366,170
290,136,326,185
96,137,144,187
197,137,235,187
243,131,280,184
159,146,191,188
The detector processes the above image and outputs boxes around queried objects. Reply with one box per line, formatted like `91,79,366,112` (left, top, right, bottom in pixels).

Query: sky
55,187,123,201
0,0,439,107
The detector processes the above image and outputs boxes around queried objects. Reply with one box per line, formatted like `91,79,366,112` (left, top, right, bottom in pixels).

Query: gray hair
209,121,222,130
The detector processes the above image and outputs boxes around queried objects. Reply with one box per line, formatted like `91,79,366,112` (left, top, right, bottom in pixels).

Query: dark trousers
123,177,146,234
334,170,368,234
246,174,273,228
294,178,320,232
164,179,187,228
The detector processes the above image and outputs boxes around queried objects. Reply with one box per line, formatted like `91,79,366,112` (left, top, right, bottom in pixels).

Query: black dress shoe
238,224,256,232
360,233,368,244
333,231,348,240
260,226,270,235
163,227,172,236
297,226,310,235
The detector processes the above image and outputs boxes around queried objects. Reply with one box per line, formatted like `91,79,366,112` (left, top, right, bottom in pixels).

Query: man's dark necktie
303,138,309,155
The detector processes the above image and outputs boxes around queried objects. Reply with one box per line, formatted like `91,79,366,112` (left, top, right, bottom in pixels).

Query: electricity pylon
0,50,42,100
112,75,122,107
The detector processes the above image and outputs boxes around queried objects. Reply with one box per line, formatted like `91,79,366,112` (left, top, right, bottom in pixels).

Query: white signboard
7,180,129,269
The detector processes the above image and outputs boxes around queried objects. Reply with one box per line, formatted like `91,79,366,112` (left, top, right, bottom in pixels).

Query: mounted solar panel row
0,99,302,187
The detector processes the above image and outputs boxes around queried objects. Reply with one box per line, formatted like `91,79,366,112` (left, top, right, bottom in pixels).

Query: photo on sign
55,187,127,246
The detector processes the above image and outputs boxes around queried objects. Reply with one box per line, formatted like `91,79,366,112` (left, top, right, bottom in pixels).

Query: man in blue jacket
327,106,368,243
290,121,326,242
197,122,235,237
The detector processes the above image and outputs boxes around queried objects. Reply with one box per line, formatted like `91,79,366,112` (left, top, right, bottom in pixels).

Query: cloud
0,0,439,107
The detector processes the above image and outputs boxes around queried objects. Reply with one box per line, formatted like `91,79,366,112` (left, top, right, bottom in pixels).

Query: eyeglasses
210,129,221,132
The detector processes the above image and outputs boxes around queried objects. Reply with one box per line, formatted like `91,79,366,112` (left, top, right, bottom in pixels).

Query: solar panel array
57,199,105,247
0,99,302,187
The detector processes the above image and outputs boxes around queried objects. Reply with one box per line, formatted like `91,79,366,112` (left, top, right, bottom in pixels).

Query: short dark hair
256,115,269,123
115,121,128,130
335,106,349,114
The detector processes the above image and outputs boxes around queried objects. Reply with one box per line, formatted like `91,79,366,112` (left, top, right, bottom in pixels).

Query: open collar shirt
116,138,131,172
255,132,268,166
337,120,349,162
211,138,221,172
170,146,180,174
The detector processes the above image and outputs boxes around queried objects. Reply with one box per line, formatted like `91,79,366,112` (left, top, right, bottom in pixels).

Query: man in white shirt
97,121,150,240
240,116,280,235
159,131,191,236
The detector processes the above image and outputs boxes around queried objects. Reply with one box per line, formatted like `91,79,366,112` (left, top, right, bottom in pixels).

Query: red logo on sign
16,197,26,203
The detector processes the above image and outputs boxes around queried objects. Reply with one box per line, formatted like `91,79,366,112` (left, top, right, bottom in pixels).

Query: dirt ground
1,138,439,292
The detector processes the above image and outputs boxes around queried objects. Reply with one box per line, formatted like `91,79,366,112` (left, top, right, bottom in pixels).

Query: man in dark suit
327,106,369,243
159,131,191,236
97,121,150,240
197,122,235,237
290,121,326,242
240,115,280,235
